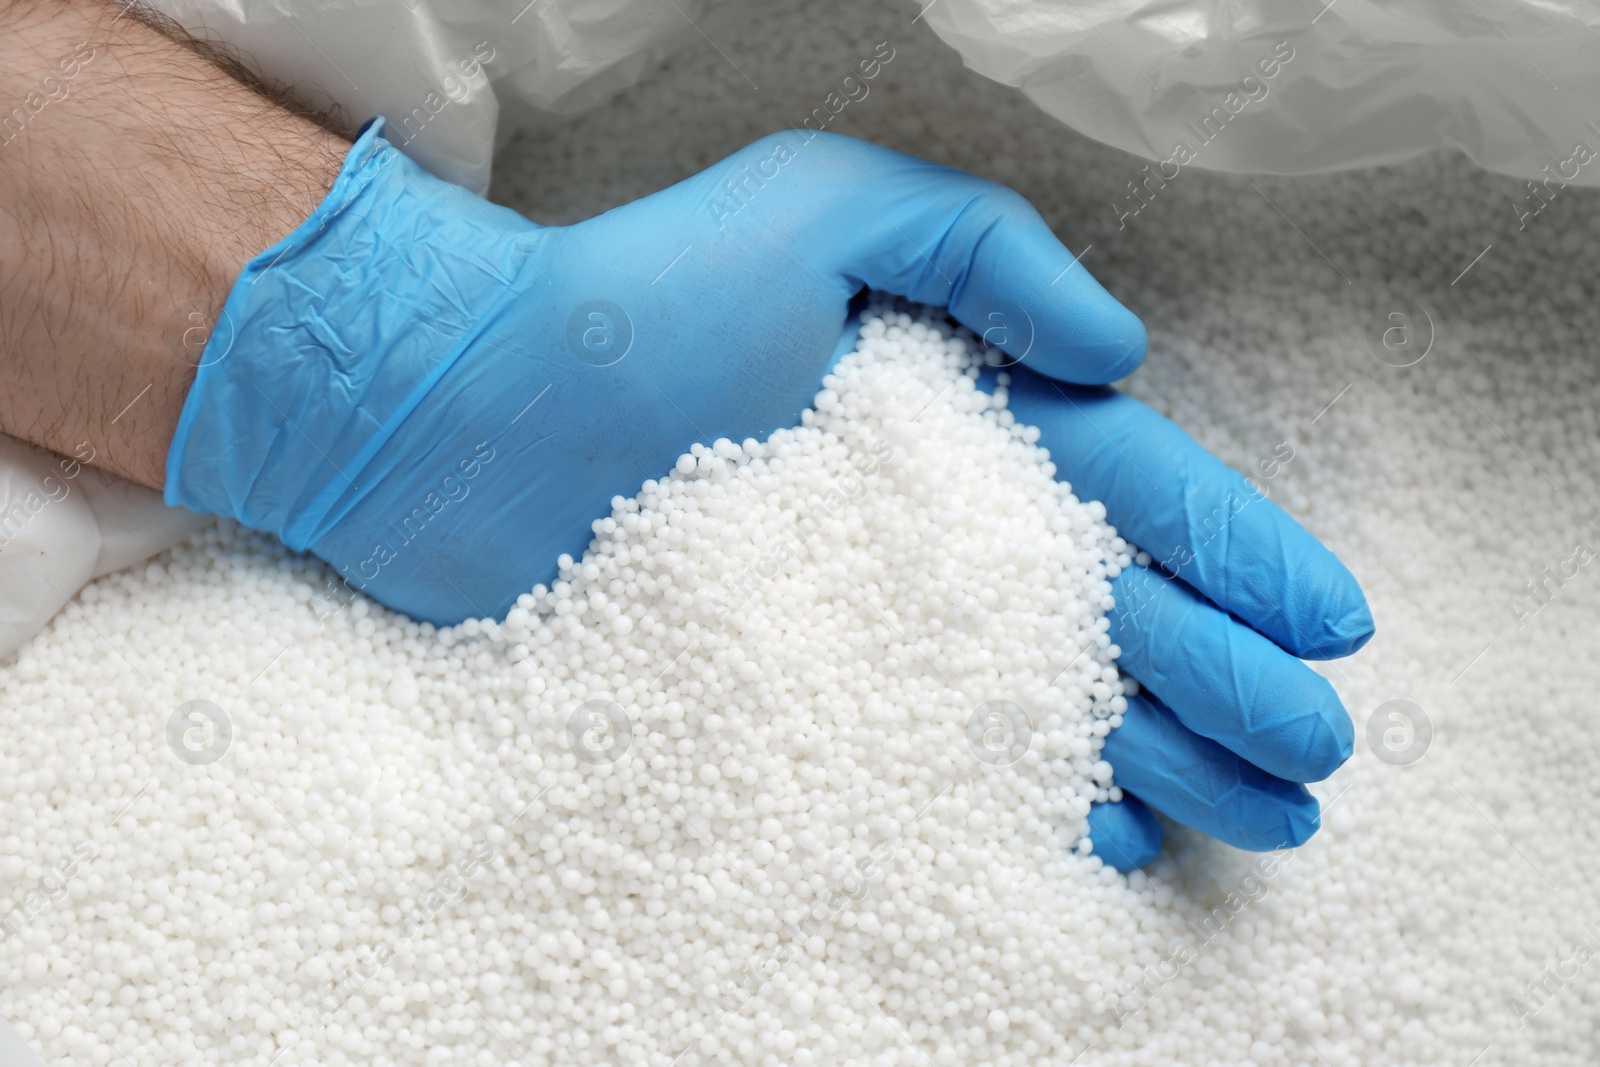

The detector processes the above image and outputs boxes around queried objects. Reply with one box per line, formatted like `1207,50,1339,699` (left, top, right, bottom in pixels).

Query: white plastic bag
0,435,209,661
915,0,1600,183
147,0,748,194
0,1015,44,1067
154,0,1600,190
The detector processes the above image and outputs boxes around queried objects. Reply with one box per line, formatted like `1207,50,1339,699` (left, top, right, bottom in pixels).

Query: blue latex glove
992,372,1374,869
166,119,1371,868
167,118,1143,621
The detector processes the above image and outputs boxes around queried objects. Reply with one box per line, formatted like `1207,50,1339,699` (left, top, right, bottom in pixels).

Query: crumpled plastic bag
0,1016,43,1067
147,0,750,194
916,0,1600,184
0,435,210,660
151,0,1600,191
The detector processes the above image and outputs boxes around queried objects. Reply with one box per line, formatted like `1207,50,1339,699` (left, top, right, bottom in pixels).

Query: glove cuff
163,116,538,550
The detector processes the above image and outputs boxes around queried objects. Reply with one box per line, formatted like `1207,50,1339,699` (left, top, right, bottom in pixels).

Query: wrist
0,0,347,489
165,117,545,548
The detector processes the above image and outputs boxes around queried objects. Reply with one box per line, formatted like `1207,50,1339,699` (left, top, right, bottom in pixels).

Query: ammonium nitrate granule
0,306,1168,1067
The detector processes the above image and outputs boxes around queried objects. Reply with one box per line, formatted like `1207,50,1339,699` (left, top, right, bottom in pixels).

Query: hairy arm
0,0,349,488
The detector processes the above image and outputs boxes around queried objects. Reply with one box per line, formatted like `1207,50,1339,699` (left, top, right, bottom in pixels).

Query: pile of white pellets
0,305,1155,1067
5,1,1600,1065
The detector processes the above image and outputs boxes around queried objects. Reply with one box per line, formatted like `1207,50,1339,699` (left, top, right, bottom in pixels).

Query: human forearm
0,0,348,488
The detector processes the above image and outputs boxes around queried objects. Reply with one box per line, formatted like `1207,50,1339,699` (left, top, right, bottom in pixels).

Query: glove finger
759,132,1147,384
1103,693,1323,853
1086,793,1162,872
1108,563,1353,783
1001,370,1374,660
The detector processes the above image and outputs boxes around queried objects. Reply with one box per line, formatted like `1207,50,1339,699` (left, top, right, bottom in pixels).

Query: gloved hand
995,371,1374,869
167,118,1145,621
166,119,1371,867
